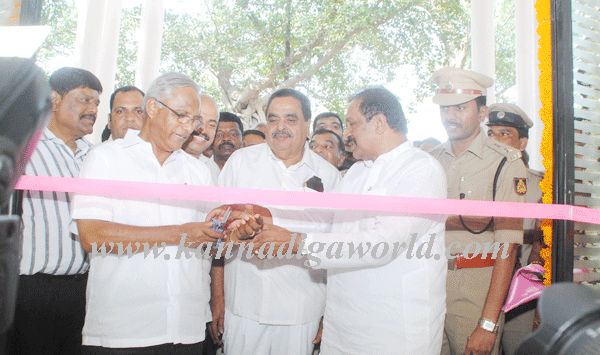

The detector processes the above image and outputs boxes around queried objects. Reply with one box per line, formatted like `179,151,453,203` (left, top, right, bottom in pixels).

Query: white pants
223,310,320,355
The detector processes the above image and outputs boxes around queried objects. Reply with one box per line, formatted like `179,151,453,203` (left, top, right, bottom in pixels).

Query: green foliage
115,5,142,88
495,0,516,100
158,0,474,119
36,0,515,119
37,0,77,73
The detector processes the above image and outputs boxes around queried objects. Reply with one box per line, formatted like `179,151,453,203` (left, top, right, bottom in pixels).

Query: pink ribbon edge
14,175,600,225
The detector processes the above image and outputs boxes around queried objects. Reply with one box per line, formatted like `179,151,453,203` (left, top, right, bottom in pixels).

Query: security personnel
429,68,527,355
486,103,544,355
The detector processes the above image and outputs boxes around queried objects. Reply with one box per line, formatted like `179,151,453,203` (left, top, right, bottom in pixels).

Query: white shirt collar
266,142,317,171
121,129,184,164
361,140,413,168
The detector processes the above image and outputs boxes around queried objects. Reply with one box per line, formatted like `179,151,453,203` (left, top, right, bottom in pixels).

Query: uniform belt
447,253,496,270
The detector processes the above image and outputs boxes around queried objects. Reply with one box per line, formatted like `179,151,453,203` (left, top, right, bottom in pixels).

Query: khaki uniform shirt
431,130,527,254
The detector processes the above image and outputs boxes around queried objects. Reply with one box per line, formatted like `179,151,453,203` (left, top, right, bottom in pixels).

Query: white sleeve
304,214,445,269
271,207,335,233
304,157,447,269
71,148,115,224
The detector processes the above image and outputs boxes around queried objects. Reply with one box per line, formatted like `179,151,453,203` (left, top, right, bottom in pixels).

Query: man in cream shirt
217,88,340,355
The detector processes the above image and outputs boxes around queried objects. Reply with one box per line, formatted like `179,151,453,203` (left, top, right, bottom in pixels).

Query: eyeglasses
153,98,202,129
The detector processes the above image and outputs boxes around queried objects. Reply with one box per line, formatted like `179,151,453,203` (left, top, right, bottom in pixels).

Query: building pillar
135,0,165,92
517,0,543,171
75,0,123,143
470,0,496,104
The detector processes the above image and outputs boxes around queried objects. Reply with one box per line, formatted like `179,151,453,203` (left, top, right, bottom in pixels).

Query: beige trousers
441,267,504,355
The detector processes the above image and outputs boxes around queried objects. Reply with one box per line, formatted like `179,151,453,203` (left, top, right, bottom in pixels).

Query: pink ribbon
13,175,600,224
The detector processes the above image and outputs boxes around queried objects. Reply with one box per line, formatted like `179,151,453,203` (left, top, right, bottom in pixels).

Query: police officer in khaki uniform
429,68,527,355
486,103,544,355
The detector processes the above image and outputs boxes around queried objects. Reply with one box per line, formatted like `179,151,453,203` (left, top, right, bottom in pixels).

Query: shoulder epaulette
486,139,522,162
528,168,544,179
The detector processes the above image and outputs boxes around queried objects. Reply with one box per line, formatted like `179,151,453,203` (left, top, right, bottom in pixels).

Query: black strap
459,157,507,234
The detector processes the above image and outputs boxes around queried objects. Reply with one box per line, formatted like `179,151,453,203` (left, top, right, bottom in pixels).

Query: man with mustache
313,111,357,171
212,112,243,170
12,67,102,354
183,94,221,182
216,88,340,355
104,85,145,140
72,73,222,353
309,129,346,171
429,68,527,355
247,86,447,354
486,103,544,355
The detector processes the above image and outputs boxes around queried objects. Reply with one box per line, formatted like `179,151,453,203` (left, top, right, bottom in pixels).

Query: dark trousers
9,273,87,355
82,342,203,355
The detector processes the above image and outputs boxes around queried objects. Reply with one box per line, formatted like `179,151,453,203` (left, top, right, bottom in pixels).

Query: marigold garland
535,0,553,286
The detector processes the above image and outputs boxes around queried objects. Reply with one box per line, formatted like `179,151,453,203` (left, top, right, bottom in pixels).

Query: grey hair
143,72,201,110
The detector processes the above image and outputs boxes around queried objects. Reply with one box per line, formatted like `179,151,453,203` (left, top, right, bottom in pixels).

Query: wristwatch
478,318,499,334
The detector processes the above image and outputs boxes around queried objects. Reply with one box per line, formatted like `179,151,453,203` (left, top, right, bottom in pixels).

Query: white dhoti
224,310,320,355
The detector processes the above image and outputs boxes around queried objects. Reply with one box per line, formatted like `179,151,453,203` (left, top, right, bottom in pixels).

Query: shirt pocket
459,169,491,201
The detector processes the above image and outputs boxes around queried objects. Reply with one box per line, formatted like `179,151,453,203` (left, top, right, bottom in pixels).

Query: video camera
517,282,600,355
0,56,51,332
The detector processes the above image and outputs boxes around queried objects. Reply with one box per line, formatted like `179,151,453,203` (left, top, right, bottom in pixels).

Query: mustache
191,130,210,141
443,121,462,127
272,129,292,138
218,141,235,150
80,114,96,121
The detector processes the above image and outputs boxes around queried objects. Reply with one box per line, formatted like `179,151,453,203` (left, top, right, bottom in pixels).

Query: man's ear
145,98,157,119
50,91,61,112
478,105,489,123
519,137,529,151
373,113,387,134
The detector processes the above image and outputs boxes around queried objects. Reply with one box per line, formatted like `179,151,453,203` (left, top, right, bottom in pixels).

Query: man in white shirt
102,85,145,141
216,88,341,355
251,87,448,354
183,94,221,181
72,73,222,354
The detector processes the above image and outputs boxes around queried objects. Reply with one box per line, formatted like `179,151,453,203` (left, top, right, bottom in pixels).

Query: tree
37,0,77,73
36,0,516,125
159,0,473,124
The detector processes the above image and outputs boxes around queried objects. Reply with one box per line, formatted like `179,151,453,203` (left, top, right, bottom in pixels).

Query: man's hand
464,327,496,355
251,223,300,257
208,204,273,227
226,213,264,243
209,294,225,346
179,221,223,247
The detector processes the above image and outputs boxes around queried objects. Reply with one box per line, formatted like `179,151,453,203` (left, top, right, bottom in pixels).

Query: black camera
0,57,51,333
517,282,600,355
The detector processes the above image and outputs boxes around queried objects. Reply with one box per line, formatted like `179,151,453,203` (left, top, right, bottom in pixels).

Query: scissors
211,207,232,247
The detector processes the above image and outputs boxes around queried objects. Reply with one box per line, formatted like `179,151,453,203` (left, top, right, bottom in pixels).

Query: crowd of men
6,65,544,355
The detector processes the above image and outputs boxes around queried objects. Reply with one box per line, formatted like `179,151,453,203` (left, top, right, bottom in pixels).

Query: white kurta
198,153,221,182
71,131,214,348
218,143,340,354
306,141,448,355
